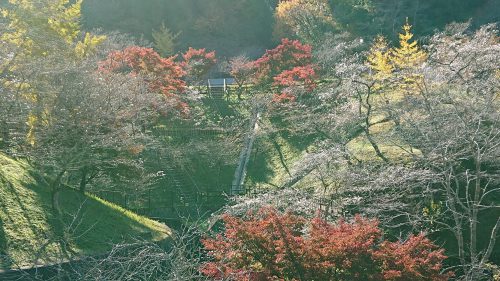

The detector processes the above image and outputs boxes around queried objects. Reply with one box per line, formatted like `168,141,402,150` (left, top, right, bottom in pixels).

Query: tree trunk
237,84,243,100
357,84,389,163
445,168,466,265
481,217,500,266
79,168,88,193
51,189,61,215
51,170,66,215
470,149,482,265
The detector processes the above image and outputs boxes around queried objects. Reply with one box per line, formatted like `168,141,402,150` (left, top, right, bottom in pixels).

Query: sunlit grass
0,153,171,270
347,135,422,163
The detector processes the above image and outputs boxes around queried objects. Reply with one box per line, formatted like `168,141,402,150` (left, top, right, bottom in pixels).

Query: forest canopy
80,0,498,57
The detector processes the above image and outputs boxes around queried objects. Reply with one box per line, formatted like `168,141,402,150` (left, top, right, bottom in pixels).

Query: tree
366,35,393,83
0,0,104,60
390,19,427,93
79,224,209,281
328,0,494,38
254,38,313,84
182,47,217,88
391,19,426,70
152,22,180,57
25,56,164,213
202,208,452,280
303,22,499,279
99,46,189,114
229,55,256,100
0,0,105,148
252,21,498,280
253,38,317,101
365,21,425,95
273,65,317,91
347,21,426,163
393,23,499,279
1,0,164,214
273,0,336,44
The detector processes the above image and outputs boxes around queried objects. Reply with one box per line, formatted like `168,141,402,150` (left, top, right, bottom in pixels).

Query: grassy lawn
0,153,171,270
246,122,311,190
347,135,422,163
347,90,423,163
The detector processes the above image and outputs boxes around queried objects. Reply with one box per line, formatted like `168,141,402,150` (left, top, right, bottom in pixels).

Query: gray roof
208,78,236,87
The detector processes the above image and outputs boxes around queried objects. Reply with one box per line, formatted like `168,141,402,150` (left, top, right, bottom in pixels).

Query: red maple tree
182,47,217,84
272,92,297,103
98,46,188,114
201,208,453,281
273,65,317,91
254,38,312,84
253,38,317,102
229,56,256,99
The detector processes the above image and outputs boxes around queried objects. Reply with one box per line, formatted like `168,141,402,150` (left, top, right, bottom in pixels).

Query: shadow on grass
0,170,58,269
0,216,11,270
0,175,12,270
1,162,170,270
278,129,317,152
201,96,237,118
269,114,318,152
7,171,75,266
246,137,276,185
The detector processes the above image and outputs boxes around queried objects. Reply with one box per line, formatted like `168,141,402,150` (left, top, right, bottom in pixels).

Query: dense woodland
0,0,499,280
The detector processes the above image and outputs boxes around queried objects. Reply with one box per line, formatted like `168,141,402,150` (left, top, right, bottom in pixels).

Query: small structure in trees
207,78,236,100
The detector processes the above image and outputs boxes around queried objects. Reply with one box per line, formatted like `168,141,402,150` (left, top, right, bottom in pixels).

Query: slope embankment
0,153,171,271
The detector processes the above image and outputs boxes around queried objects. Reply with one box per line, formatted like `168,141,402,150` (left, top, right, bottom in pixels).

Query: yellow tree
391,18,427,92
392,18,427,69
1,0,105,145
1,0,104,58
366,35,393,84
362,29,422,162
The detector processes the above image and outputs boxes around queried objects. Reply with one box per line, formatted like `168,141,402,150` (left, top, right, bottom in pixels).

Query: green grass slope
246,127,311,190
245,91,423,191
0,153,171,270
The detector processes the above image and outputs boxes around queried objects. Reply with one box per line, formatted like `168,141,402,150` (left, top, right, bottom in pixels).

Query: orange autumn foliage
202,208,453,281
98,46,189,114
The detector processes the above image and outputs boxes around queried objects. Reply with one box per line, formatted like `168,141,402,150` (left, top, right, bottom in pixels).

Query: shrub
202,208,452,281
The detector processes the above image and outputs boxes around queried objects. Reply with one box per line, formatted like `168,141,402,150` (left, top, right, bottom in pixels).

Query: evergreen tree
391,18,427,70
391,18,427,92
152,23,180,57
366,35,393,83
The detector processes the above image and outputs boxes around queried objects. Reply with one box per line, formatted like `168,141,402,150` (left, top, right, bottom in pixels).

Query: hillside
0,153,171,271
81,0,274,58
